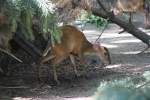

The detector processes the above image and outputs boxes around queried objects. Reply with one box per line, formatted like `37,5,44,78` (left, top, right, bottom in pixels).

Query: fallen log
12,32,42,61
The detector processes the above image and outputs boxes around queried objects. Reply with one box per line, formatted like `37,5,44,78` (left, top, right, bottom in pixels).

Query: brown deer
38,25,111,84
113,0,150,28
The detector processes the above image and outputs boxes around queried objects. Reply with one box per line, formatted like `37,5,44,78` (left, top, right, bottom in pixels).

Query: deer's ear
93,44,99,50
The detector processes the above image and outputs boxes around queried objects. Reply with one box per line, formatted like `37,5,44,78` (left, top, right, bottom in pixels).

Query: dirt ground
0,18,150,100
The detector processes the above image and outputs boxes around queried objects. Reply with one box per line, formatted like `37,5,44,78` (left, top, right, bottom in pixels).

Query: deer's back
52,25,88,55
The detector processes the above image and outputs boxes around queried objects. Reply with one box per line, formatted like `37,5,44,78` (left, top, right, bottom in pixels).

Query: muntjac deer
113,0,150,28
38,25,111,84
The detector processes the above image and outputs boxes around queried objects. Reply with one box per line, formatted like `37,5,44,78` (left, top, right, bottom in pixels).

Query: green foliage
0,0,61,44
51,25,62,47
86,15,109,28
94,71,150,100
78,11,109,28
20,9,34,40
10,18,17,33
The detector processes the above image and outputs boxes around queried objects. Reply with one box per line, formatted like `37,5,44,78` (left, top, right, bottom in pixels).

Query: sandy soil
0,20,150,100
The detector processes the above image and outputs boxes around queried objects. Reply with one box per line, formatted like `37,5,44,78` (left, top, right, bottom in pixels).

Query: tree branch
72,0,150,46
92,6,150,46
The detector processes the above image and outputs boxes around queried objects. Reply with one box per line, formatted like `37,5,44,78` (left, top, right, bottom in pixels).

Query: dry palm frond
55,0,92,23
0,48,22,63
73,0,92,10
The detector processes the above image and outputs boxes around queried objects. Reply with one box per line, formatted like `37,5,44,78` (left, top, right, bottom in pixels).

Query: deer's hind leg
69,54,80,77
52,53,70,84
37,55,55,83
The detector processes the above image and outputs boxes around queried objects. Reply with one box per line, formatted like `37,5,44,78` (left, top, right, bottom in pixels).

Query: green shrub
0,0,61,45
94,71,150,100
86,15,109,28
